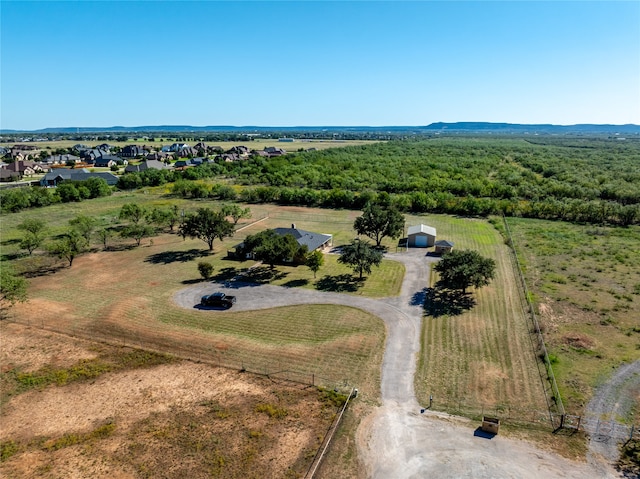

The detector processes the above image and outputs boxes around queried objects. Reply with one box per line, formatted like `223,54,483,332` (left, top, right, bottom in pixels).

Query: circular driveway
174,251,617,478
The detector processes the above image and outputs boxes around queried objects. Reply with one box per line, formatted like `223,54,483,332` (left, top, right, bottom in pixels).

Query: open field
408,213,549,420
506,218,640,414
0,322,345,479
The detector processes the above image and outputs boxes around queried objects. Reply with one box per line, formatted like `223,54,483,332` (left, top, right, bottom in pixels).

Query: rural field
0,322,348,479
406,214,549,422
505,218,640,414
3,189,635,475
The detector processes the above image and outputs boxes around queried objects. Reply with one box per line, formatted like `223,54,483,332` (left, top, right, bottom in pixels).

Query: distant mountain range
2,122,639,134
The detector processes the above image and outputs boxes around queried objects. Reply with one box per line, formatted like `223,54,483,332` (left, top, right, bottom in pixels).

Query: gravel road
173,250,622,478
583,360,640,476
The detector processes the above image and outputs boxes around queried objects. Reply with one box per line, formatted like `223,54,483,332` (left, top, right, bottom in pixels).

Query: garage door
415,235,428,247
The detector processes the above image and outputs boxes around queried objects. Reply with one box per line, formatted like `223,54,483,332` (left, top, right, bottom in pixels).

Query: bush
198,261,214,280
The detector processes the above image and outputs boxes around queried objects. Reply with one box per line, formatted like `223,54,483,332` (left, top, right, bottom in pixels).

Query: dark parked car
200,292,236,309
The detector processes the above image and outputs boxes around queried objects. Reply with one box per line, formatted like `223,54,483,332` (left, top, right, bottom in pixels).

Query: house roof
434,240,454,247
272,227,332,251
41,168,119,185
407,224,437,237
234,227,332,253
125,159,169,172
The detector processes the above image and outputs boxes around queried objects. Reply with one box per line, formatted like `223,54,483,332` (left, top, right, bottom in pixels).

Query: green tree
197,261,214,281
242,230,303,269
69,215,96,244
56,182,82,202
17,218,47,255
221,204,252,225
48,229,88,266
121,224,156,246
179,207,235,251
0,266,27,309
119,203,147,224
97,228,112,250
433,249,496,294
305,250,324,278
354,202,405,247
338,239,383,280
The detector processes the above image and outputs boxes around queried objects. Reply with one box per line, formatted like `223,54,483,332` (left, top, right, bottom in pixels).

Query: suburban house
2,160,45,177
40,168,119,187
125,159,170,173
120,145,150,158
79,148,108,162
264,146,287,157
161,143,189,153
215,153,241,162
230,224,333,260
407,224,437,247
41,154,81,166
0,168,21,182
93,155,125,168
146,151,170,162
434,240,455,255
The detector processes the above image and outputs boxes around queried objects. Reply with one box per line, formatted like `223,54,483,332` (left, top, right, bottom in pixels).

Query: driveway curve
173,251,617,478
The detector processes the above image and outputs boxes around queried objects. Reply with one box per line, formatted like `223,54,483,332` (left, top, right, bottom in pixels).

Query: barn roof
407,224,437,237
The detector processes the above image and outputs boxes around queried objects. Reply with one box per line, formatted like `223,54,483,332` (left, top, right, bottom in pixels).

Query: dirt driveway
175,251,620,478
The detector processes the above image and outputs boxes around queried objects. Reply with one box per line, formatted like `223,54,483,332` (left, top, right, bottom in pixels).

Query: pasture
505,218,640,413
406,213,548,419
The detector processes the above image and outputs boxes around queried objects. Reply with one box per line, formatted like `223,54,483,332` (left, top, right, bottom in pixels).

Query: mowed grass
506,218,640,413
3,198,405,397
406,214,548,418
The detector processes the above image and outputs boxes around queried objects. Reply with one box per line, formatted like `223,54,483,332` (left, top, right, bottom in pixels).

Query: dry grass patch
0,323,350,479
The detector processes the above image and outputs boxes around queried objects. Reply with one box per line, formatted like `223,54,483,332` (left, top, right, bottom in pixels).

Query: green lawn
407,213,548,419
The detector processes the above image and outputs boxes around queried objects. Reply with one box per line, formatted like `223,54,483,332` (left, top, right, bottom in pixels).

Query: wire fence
5,314,355,397
502,215,565,424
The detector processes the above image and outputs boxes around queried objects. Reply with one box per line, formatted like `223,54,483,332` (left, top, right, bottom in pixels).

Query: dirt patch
561,333,596,351
0,322,98,373
0,323,340,478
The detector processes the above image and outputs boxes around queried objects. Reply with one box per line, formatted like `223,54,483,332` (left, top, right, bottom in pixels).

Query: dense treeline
3,138,639,225
0,177,112,212
163,138,640,225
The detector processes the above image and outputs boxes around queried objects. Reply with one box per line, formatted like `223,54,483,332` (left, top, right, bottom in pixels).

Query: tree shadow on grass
145,248,208,265
315,274,364,293
242,266,287,284
282,279,309,288
424,287,476,317
211,267,241,282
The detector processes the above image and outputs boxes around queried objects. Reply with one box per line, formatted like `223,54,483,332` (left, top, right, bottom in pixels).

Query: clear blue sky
1,1,639,130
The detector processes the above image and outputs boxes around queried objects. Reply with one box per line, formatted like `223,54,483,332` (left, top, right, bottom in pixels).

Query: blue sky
1,1,639,130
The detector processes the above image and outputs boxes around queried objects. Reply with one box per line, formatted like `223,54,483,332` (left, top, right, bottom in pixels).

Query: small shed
407,224,436,248
434,240,454,255
481,416,500,435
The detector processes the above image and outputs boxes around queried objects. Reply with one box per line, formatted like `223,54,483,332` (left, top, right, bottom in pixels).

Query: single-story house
434,240,454,255
125,159,170,173
230,224,332,259
93,155,125,168
407,224,437,247
40,168,119,187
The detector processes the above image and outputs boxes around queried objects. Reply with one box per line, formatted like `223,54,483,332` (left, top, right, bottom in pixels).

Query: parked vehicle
200,292,236,309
